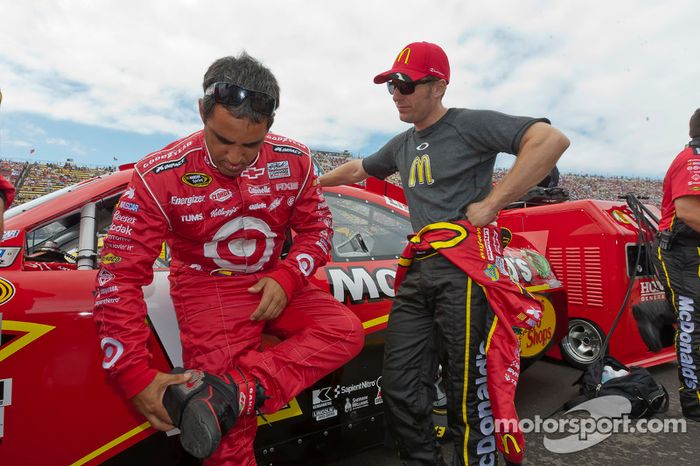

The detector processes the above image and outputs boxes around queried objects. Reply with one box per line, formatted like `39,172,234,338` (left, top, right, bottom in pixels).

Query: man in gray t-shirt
363,107,549,231
321,41,569,466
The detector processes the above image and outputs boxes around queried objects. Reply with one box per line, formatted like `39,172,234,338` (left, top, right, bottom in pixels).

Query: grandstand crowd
0,152,663,207
0,159,109,205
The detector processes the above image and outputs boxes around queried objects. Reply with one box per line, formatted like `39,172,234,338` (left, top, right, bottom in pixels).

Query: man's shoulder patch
265,133,310,157
137,134,201,174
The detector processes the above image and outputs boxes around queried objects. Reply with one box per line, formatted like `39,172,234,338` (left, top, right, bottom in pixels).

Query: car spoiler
361,177,407,204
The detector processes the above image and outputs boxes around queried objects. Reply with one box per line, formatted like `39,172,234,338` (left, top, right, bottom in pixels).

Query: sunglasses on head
386,77,438,95
204,82,277,116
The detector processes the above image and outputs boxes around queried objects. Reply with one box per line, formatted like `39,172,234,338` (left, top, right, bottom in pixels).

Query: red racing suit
94,130,364,465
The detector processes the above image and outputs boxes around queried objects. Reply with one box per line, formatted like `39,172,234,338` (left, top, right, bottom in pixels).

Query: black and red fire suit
389,221,542,465
656,138,700,421
94,130,364,465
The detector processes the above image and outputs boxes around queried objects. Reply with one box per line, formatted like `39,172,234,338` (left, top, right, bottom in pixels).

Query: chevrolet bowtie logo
241,167,265,179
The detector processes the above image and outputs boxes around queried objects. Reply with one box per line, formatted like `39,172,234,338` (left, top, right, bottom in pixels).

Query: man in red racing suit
94,54,364,465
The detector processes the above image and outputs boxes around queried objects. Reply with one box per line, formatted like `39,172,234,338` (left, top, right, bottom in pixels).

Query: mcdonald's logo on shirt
408,154,434,187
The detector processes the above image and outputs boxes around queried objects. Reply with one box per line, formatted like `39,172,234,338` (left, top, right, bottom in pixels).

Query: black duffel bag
565,356,669,418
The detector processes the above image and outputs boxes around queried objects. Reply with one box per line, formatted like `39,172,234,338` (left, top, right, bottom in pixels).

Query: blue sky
1,0,698,177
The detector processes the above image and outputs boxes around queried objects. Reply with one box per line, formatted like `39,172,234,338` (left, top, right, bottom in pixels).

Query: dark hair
202,52,280,128
690,108,700,139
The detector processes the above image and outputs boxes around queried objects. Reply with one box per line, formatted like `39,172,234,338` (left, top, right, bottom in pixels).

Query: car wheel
559,318,606,369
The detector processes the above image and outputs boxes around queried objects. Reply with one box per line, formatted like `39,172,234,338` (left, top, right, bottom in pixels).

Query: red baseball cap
373,41,450,84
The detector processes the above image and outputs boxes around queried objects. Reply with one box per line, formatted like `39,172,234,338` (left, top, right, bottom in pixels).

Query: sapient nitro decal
311,378,380,420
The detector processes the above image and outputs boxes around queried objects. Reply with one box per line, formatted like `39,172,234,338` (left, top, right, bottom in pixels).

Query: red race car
498,187,676,369
0,168,566,465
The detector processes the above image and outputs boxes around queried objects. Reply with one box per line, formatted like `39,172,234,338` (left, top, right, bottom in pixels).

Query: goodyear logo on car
102,253,122,265
181,173,212,188
0,277,16,306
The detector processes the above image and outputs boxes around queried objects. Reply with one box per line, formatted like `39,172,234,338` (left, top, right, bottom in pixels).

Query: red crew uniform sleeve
266,157,333,298
0,174,15,207
669,149,700,202
93,171,168,399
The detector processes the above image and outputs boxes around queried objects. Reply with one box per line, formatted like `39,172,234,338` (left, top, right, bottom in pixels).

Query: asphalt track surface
325,358,699,466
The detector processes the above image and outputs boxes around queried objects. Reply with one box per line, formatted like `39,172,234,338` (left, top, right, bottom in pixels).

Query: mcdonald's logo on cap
373,41,451,84
396,47,411,65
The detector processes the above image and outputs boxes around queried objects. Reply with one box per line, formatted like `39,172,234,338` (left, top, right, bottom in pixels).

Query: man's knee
344,310,365,358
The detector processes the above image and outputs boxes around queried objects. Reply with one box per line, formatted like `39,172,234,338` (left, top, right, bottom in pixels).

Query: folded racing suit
386,220,542,465
94,130,364,465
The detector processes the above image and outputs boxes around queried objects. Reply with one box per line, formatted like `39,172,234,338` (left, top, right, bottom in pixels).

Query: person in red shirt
656,108,700,422
94,53,364,464
0,174,16,238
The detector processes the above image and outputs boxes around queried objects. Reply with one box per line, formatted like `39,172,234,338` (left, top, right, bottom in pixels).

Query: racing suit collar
689,137,700,147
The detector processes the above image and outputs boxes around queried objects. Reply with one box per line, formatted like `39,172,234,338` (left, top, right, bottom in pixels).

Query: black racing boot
163,368,257,459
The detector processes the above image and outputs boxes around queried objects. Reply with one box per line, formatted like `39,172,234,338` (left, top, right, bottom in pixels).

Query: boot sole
179,390,222,459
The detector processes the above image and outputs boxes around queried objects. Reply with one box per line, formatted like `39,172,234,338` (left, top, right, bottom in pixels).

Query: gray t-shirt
362,108,549,231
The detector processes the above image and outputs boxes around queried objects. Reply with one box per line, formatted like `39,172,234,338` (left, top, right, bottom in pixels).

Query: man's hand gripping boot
163,368,256,459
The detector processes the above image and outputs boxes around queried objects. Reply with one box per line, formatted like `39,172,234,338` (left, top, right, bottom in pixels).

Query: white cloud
0,0,698,176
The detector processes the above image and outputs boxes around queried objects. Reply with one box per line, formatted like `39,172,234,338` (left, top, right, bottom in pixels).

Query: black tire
559,318,606,369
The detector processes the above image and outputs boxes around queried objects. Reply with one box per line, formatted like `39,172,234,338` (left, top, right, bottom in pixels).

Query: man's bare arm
319,159,369,187
467,122,570,226
674,195,700,233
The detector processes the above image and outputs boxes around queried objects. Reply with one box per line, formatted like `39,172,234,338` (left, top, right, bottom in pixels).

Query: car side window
326,193,411,261
25,212,82,266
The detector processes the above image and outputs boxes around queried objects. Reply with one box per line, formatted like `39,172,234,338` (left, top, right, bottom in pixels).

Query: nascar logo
181,172,212,188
